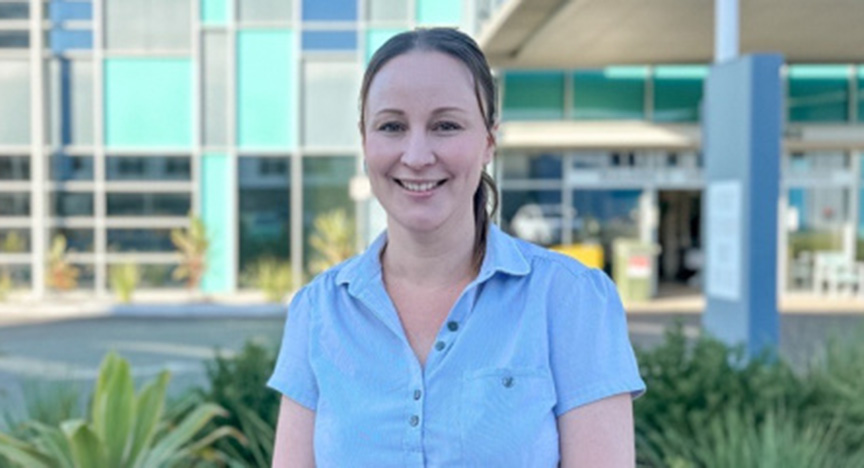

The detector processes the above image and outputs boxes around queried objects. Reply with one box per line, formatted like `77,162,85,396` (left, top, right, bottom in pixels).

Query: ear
482,123,498,165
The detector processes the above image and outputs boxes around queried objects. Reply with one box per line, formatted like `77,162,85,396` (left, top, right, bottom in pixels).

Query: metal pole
715,0,739,63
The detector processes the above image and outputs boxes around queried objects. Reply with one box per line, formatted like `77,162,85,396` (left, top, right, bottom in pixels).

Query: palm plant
109,263,140,303
308,209,355,276
171,215,209,291
0,352,241,468
45,235,80,291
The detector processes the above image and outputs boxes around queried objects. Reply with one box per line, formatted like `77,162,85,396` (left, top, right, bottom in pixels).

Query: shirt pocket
459,367,559,467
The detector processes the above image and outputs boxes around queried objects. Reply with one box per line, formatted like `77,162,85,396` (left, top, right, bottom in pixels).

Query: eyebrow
373,106,469,117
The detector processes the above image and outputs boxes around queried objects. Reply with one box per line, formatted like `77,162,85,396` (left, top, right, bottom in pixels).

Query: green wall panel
502,71,565,120
201,0,228,24
788,65,850,123
653,66,707,122
237,30,296,148
416,0,461,24
104,58,192,148
859,66,864,123
366,28,406,63
572,67,646,120
200,153,234,292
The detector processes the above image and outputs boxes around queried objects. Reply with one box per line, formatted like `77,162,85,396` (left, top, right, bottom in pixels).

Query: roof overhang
497,121,864,151
478,0,864,68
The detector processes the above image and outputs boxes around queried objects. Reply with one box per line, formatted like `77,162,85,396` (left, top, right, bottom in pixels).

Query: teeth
401,180,438,192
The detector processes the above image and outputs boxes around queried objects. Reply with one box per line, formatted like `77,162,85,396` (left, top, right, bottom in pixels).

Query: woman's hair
359,28,499,270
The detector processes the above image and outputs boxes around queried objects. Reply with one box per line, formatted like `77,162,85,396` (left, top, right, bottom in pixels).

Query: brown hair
359,28,499,270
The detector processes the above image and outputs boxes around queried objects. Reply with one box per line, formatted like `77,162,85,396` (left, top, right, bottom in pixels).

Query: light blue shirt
268,224,646,467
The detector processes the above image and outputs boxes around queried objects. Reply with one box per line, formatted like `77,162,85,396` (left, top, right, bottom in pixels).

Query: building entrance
657,190,702,291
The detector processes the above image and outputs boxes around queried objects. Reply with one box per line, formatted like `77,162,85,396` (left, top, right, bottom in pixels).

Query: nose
400,131,436,169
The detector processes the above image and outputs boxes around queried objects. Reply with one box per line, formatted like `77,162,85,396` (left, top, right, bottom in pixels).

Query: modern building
1,0,863,300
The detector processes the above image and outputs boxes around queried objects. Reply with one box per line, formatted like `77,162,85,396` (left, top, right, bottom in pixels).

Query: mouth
395,178,447,193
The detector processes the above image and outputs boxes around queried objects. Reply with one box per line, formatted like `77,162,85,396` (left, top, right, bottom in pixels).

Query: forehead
366,51,477,107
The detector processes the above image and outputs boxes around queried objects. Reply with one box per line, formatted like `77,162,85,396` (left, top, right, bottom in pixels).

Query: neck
382,217,478,288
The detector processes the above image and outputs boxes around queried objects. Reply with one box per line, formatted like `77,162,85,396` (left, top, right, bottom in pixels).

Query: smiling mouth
395,179,447,192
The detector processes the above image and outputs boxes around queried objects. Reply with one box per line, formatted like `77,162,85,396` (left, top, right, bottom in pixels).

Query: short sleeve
548,268,646,417
267,287,319,411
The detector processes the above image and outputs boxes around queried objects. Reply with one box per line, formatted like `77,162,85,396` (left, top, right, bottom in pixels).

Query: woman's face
362,51,494,236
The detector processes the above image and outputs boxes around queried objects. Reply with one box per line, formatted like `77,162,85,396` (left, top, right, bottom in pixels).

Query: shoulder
506,234,594,282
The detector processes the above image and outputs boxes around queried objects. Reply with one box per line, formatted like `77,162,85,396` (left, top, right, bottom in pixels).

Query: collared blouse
268,224,646,467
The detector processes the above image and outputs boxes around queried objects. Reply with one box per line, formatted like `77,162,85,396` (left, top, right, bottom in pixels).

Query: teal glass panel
787,65,849,123
303,156,355,277
653,66,707,122
365,28,405,63
201,153,234,292
572,67,646,120
416,0,461,25
104,58,192,147
859,67,864,123
237,30,295,148
502,71,565,120
201,0,228,24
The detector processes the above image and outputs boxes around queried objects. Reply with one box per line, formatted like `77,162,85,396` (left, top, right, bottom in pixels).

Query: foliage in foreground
109,263,140,303
192,341,280,468
0,352,240,468
635,323,864,467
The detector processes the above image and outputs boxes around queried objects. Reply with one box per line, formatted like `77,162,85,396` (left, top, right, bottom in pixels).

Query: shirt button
447,321,459,332
502,376,514,388
409,415,420,427
413,389,422,400
435,341,446,351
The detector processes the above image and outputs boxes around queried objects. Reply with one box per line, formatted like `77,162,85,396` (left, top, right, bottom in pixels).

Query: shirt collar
336,224,531,293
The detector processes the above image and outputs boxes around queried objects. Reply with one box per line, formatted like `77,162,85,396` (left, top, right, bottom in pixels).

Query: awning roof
478,0,864,68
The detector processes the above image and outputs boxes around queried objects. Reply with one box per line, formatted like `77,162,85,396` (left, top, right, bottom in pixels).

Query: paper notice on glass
706,180,742,301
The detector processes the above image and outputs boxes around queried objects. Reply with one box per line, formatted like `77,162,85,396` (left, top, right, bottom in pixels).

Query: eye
433,121,463,132
377,121,406,133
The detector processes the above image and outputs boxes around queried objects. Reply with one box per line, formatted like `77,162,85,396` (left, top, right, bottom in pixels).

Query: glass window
203,31,228,147
0,156,30,180
502,71,565,120
106,156,191,181
238,156,291,281
50,2,91,21
51,59,94,145
107,229,174,252
787,65,850,123
365,28,404,62
302,156,355,275
572,67,646,120
302,30,356,51
71,263,95,290
367,0,409,22
237,30,296,148
0,228,30,252
50,29,92,52
858,66,864,123
134,264,184,288
652,66,707,122
501,153,562,180
51,155,93,181
786,151,849,176
2,265,31,289
0,59,30,144
105,0,191,50
302,0,355,21
571,190,641,272
106,193,191,216
501,190,563,246
0,31,29,48
51,192,94,216
302,61,360,147
787,187,850,290
238,0,292,21
50,228,94,253
0,193,30,216
104,58,192,147
0,3,28,19
416,0,461,24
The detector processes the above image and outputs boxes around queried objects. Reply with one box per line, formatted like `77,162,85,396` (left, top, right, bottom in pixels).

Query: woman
268,28,645,467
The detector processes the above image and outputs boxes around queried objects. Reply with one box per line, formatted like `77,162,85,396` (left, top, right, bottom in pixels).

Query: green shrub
109,263,140,303
0,352,241,468
0,381,83,436
246,258,294,303
194,340,280,468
